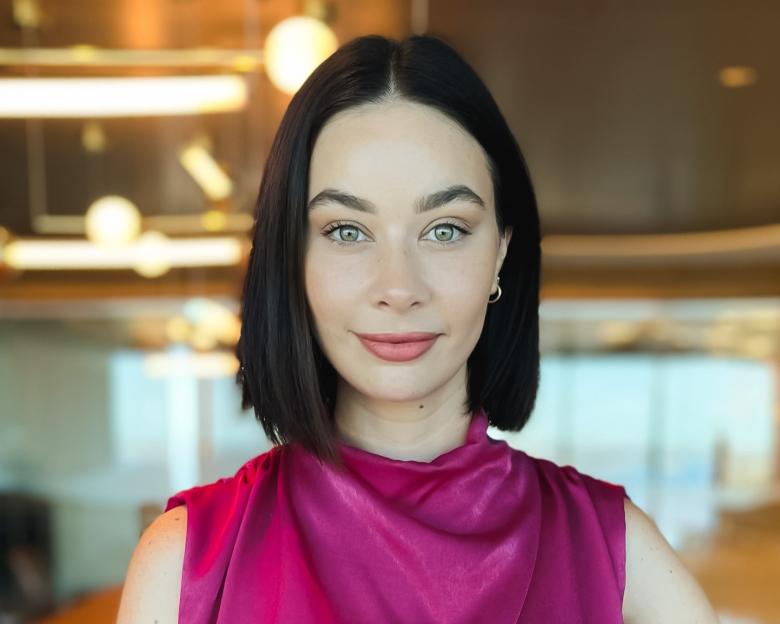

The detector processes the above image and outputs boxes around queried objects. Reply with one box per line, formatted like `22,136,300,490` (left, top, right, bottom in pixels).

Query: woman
118,34,720,623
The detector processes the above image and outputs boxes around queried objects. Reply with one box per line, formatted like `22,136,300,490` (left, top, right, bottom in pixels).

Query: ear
495,225,513,276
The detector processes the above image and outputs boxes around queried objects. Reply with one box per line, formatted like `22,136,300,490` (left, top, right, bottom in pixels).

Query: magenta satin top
165,408,630,623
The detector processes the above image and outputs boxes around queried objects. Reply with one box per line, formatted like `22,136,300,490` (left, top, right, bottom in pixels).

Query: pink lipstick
355,332,440,362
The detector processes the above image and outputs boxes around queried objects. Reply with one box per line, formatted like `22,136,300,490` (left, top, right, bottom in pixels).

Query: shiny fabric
165,407,630,623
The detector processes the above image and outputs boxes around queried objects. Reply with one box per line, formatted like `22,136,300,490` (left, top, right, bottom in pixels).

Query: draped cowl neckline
279,407,544,622
167,405,629,623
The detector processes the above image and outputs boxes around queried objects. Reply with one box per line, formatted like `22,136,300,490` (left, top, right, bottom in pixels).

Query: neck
334,406,473,462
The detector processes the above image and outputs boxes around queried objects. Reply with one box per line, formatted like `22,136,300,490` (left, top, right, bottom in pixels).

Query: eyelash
321,220,472,247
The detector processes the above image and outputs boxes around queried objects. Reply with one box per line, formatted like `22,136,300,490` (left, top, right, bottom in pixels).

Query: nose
372,242,429,309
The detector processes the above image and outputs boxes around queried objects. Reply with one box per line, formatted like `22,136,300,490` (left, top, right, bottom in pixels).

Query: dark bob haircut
236,33,541,469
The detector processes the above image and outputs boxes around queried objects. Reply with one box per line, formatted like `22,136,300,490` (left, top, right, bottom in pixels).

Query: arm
622,497,719,623
116,505,187,624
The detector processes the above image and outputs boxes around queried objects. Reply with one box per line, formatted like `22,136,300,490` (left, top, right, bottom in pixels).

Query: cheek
304,252,363,326
427,250,494,297
438,272,490,328
427,252,493,336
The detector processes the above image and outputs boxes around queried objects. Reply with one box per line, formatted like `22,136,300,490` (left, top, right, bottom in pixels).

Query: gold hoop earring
488,278,502,304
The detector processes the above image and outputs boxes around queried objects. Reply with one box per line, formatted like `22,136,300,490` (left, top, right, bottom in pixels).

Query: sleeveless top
164,408,630,623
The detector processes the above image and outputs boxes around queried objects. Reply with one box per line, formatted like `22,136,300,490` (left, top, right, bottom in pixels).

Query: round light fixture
264,16,338,95
85,195,141,246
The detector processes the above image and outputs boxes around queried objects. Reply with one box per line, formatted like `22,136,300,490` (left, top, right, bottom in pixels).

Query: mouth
354,332,440,343
354,332,440,362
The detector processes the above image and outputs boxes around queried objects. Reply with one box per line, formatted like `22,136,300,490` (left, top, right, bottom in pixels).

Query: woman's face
305,100,512,410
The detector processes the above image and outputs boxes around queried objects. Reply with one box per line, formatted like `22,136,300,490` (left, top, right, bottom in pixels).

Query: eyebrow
307,184,486,214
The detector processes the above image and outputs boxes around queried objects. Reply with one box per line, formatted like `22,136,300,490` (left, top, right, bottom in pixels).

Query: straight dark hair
236,33,541,469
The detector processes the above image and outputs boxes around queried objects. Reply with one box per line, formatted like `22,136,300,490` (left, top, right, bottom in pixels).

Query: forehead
308,100,492,204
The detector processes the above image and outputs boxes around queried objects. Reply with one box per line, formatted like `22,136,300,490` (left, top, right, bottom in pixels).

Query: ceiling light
3,235,244,271
0,75,248,118
132,231,172,278
264,16,338,94
179,144,233,201
0,47,263,68
85,195,141,246
718,66,758,88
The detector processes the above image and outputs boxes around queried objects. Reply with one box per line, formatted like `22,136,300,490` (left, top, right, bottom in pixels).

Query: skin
305,99,512,462
116,98,720,623
115,505,185,623
623,498,721,623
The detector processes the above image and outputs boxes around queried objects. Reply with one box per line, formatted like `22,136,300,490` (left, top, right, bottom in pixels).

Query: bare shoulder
116,505,188,624
622,497,720,623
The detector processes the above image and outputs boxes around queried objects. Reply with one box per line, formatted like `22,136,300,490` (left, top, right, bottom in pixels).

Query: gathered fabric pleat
166,407,629,623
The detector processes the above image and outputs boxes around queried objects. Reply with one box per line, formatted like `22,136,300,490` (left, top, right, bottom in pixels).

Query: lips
355,332,439,343
355,332,440,362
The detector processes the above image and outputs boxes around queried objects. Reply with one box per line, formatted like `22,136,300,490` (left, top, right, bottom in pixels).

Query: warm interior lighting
12,0,42,29
161,298,241,349
0,47,263,68
30,212,252,235
0,75,248,118
3,235,243,271
179,144,234,201
542,223,780,257
264,16,338,94
201,210,228,232
143,351,240,378
81,121,107,153
189,329,219,350
166,316,193,343
182,297,241,345
718,66,758,88
85,195,141,246
132,231,172,277
0,225,10,254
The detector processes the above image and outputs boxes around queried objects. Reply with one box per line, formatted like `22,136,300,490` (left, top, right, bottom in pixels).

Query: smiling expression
304,99,512,404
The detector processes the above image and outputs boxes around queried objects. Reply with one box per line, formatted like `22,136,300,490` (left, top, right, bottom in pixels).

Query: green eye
430,223,460,243
322,221,471,247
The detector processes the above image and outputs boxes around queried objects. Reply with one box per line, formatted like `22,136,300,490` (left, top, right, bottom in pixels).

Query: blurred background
0,0,778,622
